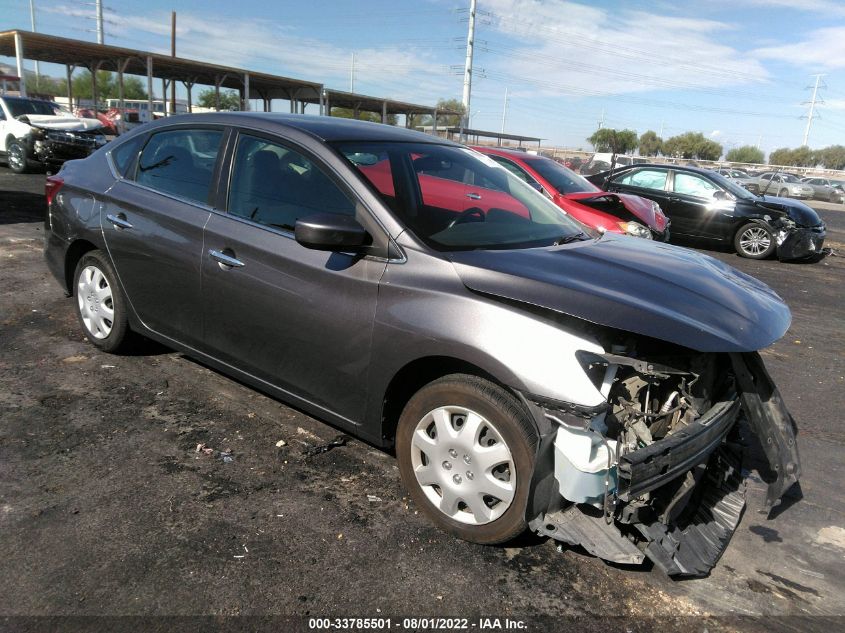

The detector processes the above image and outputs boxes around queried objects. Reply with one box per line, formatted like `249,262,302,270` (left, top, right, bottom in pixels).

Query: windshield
4,97,67,118
706,170,759,201
524,157,600,194
334,141,589,251
781,174,802,183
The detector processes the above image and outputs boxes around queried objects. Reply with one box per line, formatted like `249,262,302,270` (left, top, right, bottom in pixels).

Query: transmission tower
801,74,826,146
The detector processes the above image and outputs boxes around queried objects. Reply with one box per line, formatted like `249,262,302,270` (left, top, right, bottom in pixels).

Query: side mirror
295,213,371,252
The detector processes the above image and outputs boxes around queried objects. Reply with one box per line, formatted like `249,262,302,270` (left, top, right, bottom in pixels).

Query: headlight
30,127,47,139
618,221,653,239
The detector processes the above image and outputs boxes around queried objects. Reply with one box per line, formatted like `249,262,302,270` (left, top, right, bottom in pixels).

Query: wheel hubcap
77,265,114,339
8,145,23,170
740,227,771,255
410,406,515,525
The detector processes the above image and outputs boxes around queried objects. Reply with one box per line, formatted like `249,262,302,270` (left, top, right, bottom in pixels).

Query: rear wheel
734,222,775,259
73,250,131,353
396,374,537,544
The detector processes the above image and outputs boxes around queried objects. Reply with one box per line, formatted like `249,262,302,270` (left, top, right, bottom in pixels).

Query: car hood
22,114,104,131
754,196,822,227
448,234,791,353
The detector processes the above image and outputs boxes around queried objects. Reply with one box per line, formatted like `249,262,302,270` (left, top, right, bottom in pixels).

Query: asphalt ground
1,167,844,633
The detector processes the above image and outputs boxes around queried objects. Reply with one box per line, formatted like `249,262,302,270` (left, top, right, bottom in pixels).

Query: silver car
801,176,845,202
43,113,800,577
751,172,815,198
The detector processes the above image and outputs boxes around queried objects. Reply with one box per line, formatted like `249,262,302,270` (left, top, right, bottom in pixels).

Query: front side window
616,169,668,191
336,141,588,251
673,173,721,198
228,134,356,231
135,128,223,204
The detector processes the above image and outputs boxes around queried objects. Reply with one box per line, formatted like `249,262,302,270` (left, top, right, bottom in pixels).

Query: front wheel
73,250,132,353
734,222,775,259
396,374,537,545
777,188,789,197
7,140,31,174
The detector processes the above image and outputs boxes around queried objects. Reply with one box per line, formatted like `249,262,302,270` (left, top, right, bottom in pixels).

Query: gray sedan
43,113,800,577
801,177,845,202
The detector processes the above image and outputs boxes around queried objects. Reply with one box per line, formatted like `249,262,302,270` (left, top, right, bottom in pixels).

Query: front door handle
209,249,245,269
106,213,133,230
465,192,482,200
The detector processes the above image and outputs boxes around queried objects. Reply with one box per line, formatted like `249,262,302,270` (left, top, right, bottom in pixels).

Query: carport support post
66,65,74,108
146,56,154,121
14,32,26,97
117,58,131,133
161,79,168,115
91,62,102,112
382,101,387,124
432,109,438,135
242,73,250,111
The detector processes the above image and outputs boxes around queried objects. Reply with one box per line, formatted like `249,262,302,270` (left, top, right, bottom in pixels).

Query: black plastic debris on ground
302,435,350,457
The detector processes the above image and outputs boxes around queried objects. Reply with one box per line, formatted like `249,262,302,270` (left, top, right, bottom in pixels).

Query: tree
330,107,398,125
587,128,638,154
197,88,241,110
816,145,845,170
638,130,663,157
662,132,722,160
725,145,764,164
767,146,816,167
70,70,147,102
435,98,466,127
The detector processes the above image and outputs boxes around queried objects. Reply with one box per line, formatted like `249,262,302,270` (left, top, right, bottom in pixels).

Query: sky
3,0,845,157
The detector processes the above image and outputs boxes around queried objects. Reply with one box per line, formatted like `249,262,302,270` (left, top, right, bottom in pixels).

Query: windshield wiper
553,231,589,245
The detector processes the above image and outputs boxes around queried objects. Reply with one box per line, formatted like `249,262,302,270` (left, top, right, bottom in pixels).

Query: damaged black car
587,163,826,260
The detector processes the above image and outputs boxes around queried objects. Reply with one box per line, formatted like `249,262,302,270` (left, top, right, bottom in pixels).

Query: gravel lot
1,167,844,632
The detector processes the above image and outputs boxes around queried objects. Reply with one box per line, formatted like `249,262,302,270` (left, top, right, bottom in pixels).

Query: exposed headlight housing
618,221,653,239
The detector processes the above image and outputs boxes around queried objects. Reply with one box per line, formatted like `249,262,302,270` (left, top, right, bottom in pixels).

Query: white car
0,96,107,173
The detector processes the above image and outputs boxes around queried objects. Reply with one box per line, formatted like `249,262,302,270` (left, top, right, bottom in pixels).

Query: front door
666,171,735,240
201,132,385,423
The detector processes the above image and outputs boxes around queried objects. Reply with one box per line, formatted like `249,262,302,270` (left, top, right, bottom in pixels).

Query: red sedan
472,146,669,240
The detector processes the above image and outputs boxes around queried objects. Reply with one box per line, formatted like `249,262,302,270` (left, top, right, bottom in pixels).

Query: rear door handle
209,249,244,269
106,213,133,230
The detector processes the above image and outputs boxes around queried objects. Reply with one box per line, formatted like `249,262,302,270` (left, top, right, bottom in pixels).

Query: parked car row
44,113,801,577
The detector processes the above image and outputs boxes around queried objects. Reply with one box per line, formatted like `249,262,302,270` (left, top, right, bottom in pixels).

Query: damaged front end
22,125,108,168
526,343,800,577
772,215,827,261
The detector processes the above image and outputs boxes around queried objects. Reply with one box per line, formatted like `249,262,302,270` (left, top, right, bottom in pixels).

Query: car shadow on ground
0,190,46,225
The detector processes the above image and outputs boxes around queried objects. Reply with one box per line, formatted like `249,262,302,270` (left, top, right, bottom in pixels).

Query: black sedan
587,164,826,260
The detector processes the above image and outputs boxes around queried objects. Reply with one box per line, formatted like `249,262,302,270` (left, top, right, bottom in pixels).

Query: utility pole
29,0,39,82
95,0,104,44
170,11,176,117
350,53,356,93
802,73,826,146
500,86,508,135
461,0,477,142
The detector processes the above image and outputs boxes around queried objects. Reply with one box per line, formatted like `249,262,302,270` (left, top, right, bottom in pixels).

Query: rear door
101,126,225,347
201,130,386,423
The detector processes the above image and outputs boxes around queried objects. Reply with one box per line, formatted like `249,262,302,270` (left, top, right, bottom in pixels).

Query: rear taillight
45,176,64,206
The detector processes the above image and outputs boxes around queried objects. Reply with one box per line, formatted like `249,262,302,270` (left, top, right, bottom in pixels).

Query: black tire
734,222,775,259
396,374,538,545
777,188,789,197
7,140,31,174
72,250,131,353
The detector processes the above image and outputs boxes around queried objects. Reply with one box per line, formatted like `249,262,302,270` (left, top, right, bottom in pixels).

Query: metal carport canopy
0,29,323,111
301,88,463,122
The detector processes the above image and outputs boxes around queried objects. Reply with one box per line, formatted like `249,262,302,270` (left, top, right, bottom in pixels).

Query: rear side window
488,156,532,183
135,128,223,205
110,135,144,178
227,134,356,231
617,169,667,191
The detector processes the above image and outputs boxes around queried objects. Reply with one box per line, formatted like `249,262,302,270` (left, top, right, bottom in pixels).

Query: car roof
471,145,536,159
139,112,455,145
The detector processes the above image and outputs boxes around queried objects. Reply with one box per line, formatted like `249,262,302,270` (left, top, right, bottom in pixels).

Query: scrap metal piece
302,434,351,457
730,352,800,512
532,506,645,565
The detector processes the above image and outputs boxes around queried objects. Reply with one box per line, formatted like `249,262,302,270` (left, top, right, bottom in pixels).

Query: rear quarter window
110,135,145,178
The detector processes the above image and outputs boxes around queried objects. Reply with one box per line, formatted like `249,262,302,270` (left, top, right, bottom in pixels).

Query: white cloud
754,26,845,70
710,130,723,138
480,0,771,99
734,0,845,17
